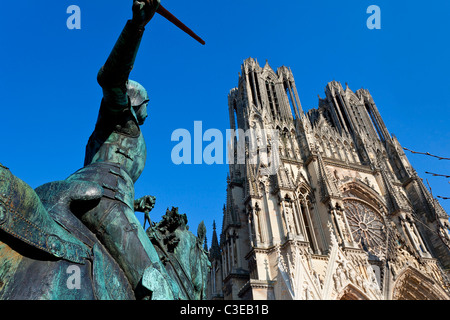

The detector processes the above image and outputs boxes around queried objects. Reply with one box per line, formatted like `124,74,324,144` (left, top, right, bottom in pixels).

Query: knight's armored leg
91,201,172,294
96,203,178,300
67,163,179,299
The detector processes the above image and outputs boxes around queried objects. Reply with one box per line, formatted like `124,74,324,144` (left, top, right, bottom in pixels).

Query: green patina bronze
0,0,210,300
147,207,211,300
0,164,135,299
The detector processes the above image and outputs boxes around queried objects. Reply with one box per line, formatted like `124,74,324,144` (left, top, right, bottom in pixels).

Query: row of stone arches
337,267,448,300
315,134,360,164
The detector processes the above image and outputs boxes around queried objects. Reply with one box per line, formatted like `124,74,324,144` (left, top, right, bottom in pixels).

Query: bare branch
426,172,450,179
438,196,450,200
403,147,450,161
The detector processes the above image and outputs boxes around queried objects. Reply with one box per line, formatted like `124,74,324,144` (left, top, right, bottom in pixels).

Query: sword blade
156,5,205,45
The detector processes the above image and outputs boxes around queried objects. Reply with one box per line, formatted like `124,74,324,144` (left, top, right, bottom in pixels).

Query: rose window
344,199,387,259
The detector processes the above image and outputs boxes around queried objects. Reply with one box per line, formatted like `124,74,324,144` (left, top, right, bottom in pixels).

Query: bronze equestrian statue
0,0,210,300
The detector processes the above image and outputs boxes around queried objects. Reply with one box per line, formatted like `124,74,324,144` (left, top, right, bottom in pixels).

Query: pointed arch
314,134,324,154
343,140,352,162
392,267,449,300
322,135,332,158
249,111,263,124
296,181,313,200
261,64,278,81
340,180,387,213
337,283,370,300
282,128,292,158
289,128,299,160
336,139,345,161
276,125,284,157
350,142,360,164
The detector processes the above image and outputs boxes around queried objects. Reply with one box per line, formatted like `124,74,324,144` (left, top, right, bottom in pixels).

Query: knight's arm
97,20,145,111
97,0,159,112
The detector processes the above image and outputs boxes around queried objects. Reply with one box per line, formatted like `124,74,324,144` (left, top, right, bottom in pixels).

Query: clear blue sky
0,1,449,247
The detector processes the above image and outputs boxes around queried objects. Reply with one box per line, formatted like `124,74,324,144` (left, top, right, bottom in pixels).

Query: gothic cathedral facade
207,58,450,300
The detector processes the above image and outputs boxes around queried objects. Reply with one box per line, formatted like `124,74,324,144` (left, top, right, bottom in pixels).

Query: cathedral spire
210,221,221,260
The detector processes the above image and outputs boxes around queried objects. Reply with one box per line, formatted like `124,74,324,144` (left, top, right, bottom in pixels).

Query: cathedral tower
207,58,450,300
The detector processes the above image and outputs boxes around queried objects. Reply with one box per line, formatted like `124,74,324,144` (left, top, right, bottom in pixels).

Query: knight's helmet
127,80,149,125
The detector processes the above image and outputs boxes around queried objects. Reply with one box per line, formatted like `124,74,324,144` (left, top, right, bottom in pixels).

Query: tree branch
426,172,450,179
404,148,449,201
403,147,450,161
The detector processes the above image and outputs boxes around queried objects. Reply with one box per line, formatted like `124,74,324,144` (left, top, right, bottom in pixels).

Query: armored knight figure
0,0,211,300
65,0,179,299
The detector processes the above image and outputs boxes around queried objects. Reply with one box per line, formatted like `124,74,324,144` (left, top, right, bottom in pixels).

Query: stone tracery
344,199,387,260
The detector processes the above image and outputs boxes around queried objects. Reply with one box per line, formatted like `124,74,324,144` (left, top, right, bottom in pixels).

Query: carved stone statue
0,0,210,300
